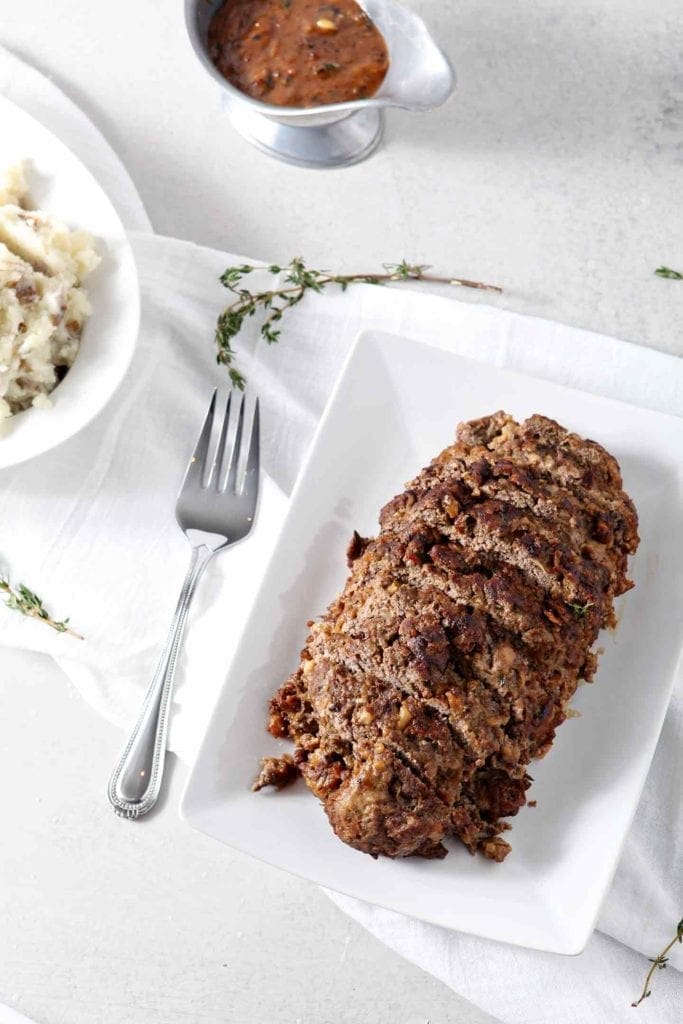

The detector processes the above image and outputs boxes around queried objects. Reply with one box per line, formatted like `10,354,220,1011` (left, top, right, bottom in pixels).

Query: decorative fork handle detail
107,543,215,818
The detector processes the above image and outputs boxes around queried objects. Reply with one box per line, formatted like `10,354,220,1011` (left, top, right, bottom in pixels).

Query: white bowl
0,95,140,469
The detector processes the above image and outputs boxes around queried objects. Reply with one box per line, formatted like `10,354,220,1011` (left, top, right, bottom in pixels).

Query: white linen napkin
0,44,146,1024
0,231,680,1024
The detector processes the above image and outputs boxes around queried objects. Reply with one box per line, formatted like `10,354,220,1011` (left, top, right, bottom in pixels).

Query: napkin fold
1,231,681,1023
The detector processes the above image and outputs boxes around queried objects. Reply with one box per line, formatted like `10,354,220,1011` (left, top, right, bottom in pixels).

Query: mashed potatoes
0,164,100,419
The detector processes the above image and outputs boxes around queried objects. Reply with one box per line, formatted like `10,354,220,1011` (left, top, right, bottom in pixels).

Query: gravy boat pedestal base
185,0,454,169
227,105,384,169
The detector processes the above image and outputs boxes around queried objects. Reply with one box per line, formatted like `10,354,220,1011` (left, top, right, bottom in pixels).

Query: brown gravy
208,0,390,108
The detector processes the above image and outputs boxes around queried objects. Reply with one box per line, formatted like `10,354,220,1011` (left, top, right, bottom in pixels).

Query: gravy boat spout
185,0,456,168
363,0,456,113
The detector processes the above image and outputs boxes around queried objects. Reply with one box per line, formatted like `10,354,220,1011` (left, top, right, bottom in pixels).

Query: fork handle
107,543,214,818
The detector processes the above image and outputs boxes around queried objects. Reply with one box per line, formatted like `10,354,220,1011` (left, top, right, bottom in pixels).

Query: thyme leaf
215,257,502,388
567,601,594,618
0,574,82,638
632,918,683,1007
654,266,683,280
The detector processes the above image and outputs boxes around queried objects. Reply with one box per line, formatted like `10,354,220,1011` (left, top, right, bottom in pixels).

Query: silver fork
107,389,260,819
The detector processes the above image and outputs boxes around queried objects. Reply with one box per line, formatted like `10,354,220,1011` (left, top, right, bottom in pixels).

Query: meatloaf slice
256,413,639,862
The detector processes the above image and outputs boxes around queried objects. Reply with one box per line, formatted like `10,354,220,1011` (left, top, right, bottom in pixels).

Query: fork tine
240,398,260,500
207,392,231,490
225,393,245,493
183,389,217,488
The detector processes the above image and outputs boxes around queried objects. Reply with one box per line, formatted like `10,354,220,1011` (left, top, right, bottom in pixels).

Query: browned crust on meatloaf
257,413,639,861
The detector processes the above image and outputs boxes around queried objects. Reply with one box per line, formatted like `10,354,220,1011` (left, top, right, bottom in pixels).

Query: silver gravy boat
184,0,455,168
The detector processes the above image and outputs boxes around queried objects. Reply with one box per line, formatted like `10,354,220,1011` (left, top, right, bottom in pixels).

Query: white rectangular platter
181,329,683,954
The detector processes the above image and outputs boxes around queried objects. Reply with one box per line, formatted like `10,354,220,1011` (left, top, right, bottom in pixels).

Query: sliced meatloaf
254,412,639,862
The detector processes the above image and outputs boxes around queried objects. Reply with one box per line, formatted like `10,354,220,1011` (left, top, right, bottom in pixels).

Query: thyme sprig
0,575,82,638
654,266,683,280
632,918,683,1007
215,257,502,388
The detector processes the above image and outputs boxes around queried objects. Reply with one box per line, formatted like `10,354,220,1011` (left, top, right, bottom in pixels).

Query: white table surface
1,2,682,1022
